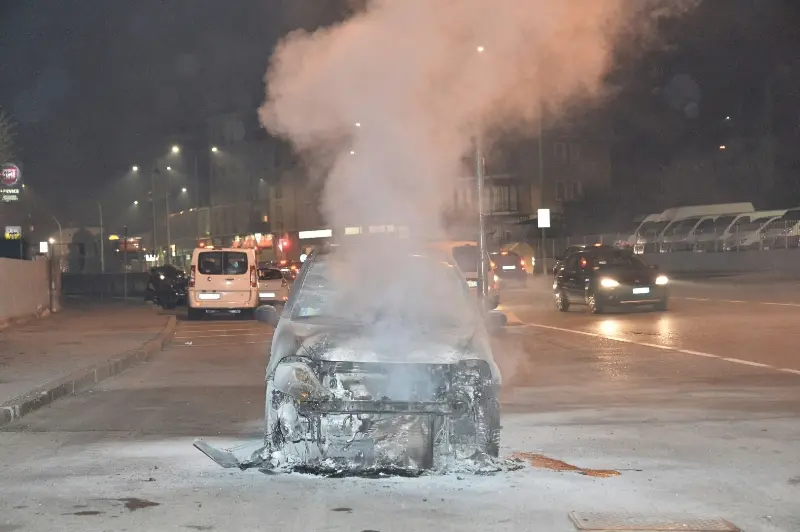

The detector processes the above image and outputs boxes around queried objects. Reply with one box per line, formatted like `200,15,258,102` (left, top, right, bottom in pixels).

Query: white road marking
174,333,267,339
519,322,799,376
674,297,800,307
178,326,258,332
721,358,771,368
174,340,271,347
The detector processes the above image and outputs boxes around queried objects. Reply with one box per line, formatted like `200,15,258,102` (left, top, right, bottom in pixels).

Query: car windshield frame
590,251,649,271
288,255,475,328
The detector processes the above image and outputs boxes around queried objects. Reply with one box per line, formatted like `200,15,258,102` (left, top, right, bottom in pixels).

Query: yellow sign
4,225,22,239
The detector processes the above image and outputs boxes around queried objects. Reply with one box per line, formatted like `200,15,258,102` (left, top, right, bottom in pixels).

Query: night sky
1,0,798,227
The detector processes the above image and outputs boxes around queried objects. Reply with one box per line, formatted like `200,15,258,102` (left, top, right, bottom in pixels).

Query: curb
0,306,52,331
0,314,177,427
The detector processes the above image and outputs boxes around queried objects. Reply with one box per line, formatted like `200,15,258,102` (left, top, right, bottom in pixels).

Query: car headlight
272,359,330,403
655,275,669,285
599,278,619,288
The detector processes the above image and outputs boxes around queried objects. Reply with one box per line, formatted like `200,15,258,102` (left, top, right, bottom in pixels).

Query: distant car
552,244,616,277
490,251,527,286
257,267,291,305
144,265,187,309
553,247,669,314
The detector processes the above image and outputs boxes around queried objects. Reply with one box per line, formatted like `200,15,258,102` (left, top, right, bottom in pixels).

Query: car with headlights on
254,247,506,472
552,243,616,278
553,247,668,313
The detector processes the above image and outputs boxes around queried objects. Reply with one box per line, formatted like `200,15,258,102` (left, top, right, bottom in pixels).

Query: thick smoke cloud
258,0,689,331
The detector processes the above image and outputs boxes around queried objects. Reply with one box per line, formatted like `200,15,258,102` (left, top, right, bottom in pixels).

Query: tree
0,108,16,163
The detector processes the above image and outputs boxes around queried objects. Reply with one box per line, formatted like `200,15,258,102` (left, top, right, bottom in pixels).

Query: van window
198,251,248,275
258,268,283,281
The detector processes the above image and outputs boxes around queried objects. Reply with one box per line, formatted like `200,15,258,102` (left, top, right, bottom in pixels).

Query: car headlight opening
600,278,619,288
655,275,669,285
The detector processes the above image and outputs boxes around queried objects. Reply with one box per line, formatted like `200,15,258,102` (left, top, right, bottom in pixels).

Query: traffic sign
537,208,551,228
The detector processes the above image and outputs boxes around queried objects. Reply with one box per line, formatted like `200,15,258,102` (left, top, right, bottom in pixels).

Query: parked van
425,240,500,309
632,203,754,254
718,210,786,251
761,208,800,249
187,247,260,320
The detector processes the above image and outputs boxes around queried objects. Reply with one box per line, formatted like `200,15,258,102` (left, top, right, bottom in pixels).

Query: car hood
298,323,476,365
596,268,655,284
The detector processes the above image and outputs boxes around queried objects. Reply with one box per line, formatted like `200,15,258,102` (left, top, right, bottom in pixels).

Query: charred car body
255,248,503,472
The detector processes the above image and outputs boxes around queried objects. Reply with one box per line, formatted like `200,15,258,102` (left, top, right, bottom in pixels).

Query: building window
490,185,518,213
555,181,566,201
570,181,582,200
554,142,567,162
569,143,581,164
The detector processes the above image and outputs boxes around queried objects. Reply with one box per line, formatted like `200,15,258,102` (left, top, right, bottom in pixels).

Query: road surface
1,281,799,531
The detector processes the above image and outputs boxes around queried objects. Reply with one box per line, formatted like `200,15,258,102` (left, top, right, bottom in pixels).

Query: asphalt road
1,282,799,532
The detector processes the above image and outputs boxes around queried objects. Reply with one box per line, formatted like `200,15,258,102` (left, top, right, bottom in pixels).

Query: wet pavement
0,284,798,531
0,301,169,406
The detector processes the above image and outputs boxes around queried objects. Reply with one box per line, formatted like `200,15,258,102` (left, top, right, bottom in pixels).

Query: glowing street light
171,145,180,154
476,45,485,53
132,165,139,172
350,150,356,155
48,237,55,244
181,187,187,193
355,122,361,127
133,200,139,205
719,145,726,151
211,146,219,153
166,166,172,171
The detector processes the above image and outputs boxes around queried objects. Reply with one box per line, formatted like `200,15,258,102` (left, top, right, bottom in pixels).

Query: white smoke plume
258,0,691,329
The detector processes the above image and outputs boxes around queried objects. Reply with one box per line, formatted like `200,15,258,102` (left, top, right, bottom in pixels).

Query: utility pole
123,225,128,300
165,181,171,265
151,166,158,262
95,200,104,274
476,133,489,304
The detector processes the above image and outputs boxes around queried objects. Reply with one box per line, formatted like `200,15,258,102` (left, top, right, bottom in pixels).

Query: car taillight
250,265,257,287
189,265,195,288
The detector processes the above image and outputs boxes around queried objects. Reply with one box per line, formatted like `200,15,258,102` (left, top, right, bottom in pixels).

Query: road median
0,306,176,426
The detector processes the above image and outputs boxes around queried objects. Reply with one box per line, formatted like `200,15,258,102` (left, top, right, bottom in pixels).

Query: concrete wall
642,250,800,274
61,273,150,299
0,258,51,322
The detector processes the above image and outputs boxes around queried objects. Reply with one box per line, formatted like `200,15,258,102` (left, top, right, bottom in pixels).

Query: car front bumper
595,285,668,305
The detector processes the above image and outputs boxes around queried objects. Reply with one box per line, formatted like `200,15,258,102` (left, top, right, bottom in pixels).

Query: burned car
255,248,503,472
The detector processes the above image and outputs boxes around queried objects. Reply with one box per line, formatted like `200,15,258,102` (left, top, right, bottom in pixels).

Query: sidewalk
0,301,175,424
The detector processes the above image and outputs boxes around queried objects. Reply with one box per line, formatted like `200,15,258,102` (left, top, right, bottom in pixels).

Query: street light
355,122,361,127
350,150,356,155
166,166,172,171
211,146,219,153
48,237,55,244
133,200,139,205
476,45,485,53
132,165,139,172
171,145,180,154
181,187,187,193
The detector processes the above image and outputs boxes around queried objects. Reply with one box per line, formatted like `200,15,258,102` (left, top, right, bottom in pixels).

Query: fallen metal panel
569,512,740,531
193,439,242,469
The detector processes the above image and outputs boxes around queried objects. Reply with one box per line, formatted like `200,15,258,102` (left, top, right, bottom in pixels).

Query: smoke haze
258,0,691,333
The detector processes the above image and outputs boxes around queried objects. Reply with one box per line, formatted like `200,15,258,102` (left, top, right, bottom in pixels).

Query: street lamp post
94,200,105,274
150,166,158,262
475,45,489,304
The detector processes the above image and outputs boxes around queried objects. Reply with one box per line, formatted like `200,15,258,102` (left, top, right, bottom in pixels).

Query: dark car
144,265,188,309
553,248,669,314
552,244,616,277
490,251,527,285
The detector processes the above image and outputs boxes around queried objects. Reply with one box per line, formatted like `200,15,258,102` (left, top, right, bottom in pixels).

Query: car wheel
187,307,202,321
555,289,570,312
655,298,668,311
588,294,603,314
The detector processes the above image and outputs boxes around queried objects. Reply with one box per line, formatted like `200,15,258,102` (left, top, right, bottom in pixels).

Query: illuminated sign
537,208,551,228
4,225,21,239
1,164,22,203
299,229,333,240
